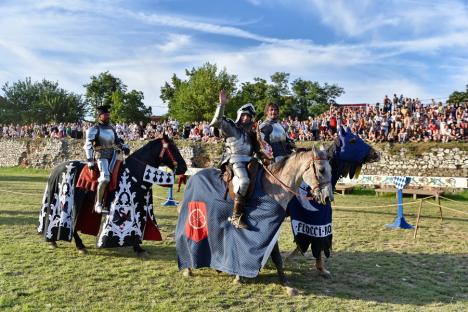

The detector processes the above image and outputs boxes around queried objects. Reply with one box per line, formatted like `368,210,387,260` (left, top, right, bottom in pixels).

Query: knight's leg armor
230,162,250,229
95,158,111,214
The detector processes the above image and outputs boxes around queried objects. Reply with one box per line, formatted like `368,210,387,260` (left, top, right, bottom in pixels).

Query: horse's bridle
309,156,331,192
130,139,180,174
159,139,179,170
263,156,330,200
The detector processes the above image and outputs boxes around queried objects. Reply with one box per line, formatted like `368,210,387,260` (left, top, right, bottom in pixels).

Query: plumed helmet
96,105,111,115
235,103,256,123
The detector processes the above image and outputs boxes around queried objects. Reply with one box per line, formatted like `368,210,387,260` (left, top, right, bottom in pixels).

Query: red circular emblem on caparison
185,201,209,242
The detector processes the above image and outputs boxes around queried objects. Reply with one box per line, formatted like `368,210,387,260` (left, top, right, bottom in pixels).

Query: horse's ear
162,132,169,141
312,144,318,156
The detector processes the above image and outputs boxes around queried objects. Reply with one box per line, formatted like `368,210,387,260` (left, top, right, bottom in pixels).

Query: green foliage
161,63,238,122
84,72,151,123
230,77,270,120
161,65,345,122
83,71,126,109
0,77,87,124
447,84,468,104
110,90,151,123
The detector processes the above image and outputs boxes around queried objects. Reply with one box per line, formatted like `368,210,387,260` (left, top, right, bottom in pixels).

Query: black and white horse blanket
37,160,175,248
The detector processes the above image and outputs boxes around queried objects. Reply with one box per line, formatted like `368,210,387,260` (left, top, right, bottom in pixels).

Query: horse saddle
222,160,261,201
76,160,122,192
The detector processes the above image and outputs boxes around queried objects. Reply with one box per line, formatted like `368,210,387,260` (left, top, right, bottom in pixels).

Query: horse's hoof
232,276,241,284
137,251,149,259
320,270,332,279
48,241,57,249
78,248,88,255
182,269,193,278
286,286,299,297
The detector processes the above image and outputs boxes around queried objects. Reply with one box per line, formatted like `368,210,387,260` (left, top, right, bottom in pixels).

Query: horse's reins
262,156,330,200
128,139,179,173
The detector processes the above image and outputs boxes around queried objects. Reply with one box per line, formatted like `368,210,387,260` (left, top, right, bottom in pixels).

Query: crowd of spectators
1,94,466,143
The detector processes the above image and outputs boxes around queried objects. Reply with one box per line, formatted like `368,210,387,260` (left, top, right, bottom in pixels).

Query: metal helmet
235,103,256,123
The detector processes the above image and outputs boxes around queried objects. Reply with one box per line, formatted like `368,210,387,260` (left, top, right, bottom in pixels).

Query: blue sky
1,0,467,115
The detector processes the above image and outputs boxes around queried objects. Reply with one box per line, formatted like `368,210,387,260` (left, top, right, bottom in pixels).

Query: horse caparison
38,136,187,256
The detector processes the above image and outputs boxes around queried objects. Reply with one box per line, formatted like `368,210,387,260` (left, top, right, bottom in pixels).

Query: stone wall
0,139,466,178
362,146,467,177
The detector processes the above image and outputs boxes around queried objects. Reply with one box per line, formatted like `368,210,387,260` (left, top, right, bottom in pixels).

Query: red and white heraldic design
185,201,209,242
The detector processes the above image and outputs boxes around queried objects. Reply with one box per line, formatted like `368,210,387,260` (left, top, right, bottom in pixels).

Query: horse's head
128,134,187,176
302,145,334,204
157,134,188,175
328,126,380,185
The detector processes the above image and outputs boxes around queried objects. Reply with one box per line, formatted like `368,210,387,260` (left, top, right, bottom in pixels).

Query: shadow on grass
0,175,48,183
271,250,467,305
335,208,468,223
39,236,179,262
0,215,39,225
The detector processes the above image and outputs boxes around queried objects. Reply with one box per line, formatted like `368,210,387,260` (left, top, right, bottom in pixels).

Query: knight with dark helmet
259,102,295,163
84,105,130,214
210,90,260,229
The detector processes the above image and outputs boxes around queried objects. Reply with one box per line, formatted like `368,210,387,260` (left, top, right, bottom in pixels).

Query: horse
176,126,379,295
38,136,187,256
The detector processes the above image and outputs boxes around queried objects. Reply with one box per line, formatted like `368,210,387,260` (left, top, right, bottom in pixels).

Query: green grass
0,167,467,311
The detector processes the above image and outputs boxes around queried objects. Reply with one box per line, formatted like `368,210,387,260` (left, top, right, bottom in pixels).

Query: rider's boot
95,179,110,214
230,194,249,229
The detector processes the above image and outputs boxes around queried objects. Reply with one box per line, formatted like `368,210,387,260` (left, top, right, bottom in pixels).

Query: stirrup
229,214,248,229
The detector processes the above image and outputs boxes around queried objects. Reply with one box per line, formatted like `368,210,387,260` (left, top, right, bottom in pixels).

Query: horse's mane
126,138,163,161
269,149,311,174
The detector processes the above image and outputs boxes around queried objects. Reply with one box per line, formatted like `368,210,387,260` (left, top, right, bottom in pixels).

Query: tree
1,77,87,124
447,85,468,104
83,71,126,109
231,78,270,120
290,79,345,117
160,63,238,122
110,90,152,123
84,72,150,123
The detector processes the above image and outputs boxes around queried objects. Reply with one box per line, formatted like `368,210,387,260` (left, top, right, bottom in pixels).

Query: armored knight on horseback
259,102,295,163
209,90,261,229
84,105,130,214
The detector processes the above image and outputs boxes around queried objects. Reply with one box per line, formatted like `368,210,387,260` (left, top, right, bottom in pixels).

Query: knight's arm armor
209,102,237,138
114,134,130,155
84,126,98,161
209,102,225,128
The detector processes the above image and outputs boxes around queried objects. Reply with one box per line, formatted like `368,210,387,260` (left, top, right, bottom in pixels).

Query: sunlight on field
0,168,467,311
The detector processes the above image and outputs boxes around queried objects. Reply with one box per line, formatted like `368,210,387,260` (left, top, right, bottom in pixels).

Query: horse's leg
133,244,148,258
182,268,193,278
315,254,331,279
73,232,88,255
48,241,57,249
284,245,304,261
270,242,298,296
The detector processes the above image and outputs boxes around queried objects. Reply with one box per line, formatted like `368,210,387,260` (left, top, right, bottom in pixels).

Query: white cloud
0,0,466,115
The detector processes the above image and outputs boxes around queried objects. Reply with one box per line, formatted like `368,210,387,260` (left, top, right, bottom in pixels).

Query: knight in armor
259,102,295,162
84,105,130,214
210,90,259,229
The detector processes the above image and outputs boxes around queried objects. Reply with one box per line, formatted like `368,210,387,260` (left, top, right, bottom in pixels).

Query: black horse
38,136,187,256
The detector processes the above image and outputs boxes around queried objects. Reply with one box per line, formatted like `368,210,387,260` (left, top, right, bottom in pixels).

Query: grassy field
0,167,467,312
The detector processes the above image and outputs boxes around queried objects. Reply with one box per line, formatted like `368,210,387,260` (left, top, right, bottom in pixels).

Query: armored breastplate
267,123,289,158
96,125,115,148
269,123,288,143
224,131,253,163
